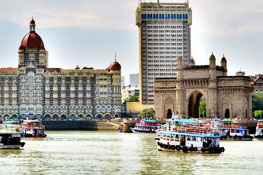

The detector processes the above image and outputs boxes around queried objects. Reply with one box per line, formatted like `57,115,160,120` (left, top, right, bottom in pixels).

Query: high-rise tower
136,1,192,104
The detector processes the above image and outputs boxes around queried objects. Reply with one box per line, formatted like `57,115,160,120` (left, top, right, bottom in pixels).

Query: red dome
109,61,121,71
19,19,45,50
19,31,45,50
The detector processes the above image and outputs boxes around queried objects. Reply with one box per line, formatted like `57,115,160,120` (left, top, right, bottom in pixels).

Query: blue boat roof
3,121,20,124
172,119,199,123
144,120,157,123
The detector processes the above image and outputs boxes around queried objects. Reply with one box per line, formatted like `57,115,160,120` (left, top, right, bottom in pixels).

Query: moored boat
0,123,25,149
255,120,263,139
155,118,225,153
21,120,47,138
131,119,160,133
219,120,253,141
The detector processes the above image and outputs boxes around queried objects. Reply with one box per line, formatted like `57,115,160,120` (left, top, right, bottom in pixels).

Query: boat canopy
172,119,199,123
220,120,232,122
144,120,157,123
3,121,20,124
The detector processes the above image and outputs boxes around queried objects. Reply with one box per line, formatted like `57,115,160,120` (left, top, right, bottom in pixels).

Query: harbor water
1,131,263,175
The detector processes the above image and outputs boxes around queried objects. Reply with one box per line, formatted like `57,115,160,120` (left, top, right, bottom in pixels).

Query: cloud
1,0,263,36
191,0,263,37
0,0,139,30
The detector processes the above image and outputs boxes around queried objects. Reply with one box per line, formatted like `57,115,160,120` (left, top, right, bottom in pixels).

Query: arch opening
188,91,206,118
61,114,67,121
224,108,230,118
167,109,172,119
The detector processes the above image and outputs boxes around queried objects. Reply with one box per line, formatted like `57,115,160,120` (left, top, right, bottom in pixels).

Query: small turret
176,56,183,70
209,53,216,69
188,57,195,66
221,55,227,72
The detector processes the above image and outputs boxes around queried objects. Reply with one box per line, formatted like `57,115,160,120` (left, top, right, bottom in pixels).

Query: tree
254,110,263,118
138,109,154,119
124,94,139,102
252,93,263,118
199,99,206,118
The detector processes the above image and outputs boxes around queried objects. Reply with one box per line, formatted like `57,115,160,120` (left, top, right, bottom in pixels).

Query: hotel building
136,1,192,104
0,19,122,120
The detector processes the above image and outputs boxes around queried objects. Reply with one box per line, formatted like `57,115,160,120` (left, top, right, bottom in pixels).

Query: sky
0,0,263,85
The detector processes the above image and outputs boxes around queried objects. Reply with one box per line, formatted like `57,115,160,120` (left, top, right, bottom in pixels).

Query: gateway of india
154,54,253,119
0,19,122,120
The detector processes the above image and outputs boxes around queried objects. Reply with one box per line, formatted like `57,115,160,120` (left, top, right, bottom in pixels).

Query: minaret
30,18,36,32
221,55,227,76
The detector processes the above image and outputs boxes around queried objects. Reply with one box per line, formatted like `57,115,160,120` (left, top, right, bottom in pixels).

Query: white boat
0,131,25,149
219,120,253,141
155,118,225,153
131,119,160,133
255,119,263,139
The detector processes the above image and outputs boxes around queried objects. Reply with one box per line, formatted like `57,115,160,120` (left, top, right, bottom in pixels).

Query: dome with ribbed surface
109,61,121,71
19,19,45,50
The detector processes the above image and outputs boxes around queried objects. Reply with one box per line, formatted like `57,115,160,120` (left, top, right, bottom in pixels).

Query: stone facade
154,54,253,119
251,74,263,93
0,20,122,121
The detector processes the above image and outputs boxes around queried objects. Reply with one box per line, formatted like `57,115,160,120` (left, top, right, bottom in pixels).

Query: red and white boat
21,120,47,138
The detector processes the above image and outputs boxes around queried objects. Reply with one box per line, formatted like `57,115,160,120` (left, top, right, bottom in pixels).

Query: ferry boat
155,118,225,153
0,123,25,149
219,120,253,141
21,120,47,138
255,120,263,139
131,119,160,133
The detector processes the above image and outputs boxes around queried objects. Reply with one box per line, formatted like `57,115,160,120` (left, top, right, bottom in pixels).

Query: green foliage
253,110,263,118
125,94,139,102
199,99,206,118
138,109,154,119
252,93,263,112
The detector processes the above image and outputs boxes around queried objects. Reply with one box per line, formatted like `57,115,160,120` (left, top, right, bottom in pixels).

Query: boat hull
220,136,253,141
155,141,224,154
0,142,25,149
131,128,156,133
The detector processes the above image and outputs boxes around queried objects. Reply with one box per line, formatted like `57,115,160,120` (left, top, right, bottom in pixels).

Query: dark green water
0,131,263,175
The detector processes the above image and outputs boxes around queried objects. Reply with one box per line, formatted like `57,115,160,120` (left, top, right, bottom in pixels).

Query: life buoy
234,135,237,139
182,146,188,153
201,148,205,152
171,145,176,150
175,145,181,151
221,147,225,152
194,147,197,151
167,144,171,149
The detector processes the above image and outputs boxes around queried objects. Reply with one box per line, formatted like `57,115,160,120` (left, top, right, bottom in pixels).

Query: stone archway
43,114,51,121
224,108,230,118
188,91,205,118
69,114,76,121
60,114,67,121
52,114,59,121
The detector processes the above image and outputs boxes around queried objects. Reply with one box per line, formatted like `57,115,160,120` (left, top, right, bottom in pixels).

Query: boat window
192,137,196,141
187,136,191,141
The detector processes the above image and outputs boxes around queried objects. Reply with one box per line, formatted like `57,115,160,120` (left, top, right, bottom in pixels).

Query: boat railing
171,126,219,136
